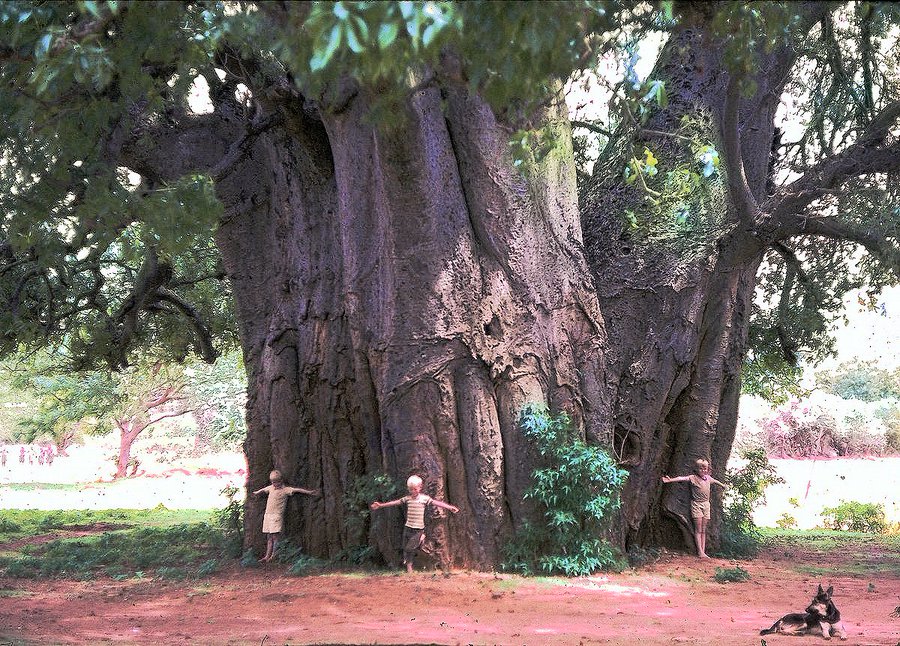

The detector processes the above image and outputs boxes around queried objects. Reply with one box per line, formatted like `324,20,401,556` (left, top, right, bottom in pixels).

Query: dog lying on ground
760,585,847,640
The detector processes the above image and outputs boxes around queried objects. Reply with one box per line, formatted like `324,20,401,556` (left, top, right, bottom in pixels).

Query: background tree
0,1,898,566
184,350,248,453
12,357,191,477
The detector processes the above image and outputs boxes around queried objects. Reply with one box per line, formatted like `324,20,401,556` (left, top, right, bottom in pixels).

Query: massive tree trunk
215,77,612,567
123,5,850,566
580,11,794,552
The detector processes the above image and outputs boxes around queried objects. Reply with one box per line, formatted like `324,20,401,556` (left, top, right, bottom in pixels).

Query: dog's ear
826,586,833,597
817,584,824,595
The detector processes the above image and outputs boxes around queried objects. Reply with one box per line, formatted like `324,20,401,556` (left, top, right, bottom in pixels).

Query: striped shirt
402,494,433,529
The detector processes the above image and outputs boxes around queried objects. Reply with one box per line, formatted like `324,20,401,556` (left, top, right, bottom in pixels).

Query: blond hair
406,474,423,488
694,459,710,471
269,470,283,483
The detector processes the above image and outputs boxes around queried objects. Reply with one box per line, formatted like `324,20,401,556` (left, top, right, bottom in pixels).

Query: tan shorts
690,500,711,520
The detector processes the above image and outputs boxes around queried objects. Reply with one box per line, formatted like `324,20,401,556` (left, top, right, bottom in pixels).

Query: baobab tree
0,1,897,566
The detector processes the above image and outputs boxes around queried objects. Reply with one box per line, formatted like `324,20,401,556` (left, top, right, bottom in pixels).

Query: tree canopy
1,1,897,387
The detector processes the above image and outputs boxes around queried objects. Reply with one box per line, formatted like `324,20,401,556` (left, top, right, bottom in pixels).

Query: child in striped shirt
370,474,459,572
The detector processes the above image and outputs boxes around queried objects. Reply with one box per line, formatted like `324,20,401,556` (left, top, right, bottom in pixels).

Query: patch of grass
492,577,524,591
760,528,900,577
795,561,898,577
713,565,751,583
0,508,227,580
0,588,32,598
0,508,213,544
188,583,214,597
761,528,900,551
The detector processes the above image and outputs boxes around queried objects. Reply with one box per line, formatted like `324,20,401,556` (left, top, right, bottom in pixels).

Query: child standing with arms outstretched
253,470,319,562
661,458,727,558
370,474,459,572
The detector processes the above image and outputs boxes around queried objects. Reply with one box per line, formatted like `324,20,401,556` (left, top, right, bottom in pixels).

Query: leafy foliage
719,448,783,558
817,360,900,402
775,513,797,530
820,501,887,534
713,565,751,584
503,404,628,576
338,472,402,565
213,485,244,559
7,353,191,472
0,508,224,580
0,1,235,369
183,350,248,452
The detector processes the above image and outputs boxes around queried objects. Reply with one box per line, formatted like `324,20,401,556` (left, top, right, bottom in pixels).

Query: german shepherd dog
760,585,847,640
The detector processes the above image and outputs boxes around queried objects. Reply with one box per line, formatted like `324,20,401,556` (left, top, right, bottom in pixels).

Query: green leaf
346,23,364,53
422,22,441,47
333,1,349,20
310,24,343,72
35,33,53,59
352,15,369,41
81,1,103,19
377,21,399,50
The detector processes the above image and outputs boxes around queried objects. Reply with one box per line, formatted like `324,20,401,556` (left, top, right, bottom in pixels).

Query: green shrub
287,553,327,575
714,565,751,583
213,485,244,558
196,558,219,577
821,501,887,533
342,473,402,523
502,404,628,576
776,513,797,530
156,566,190,580
719,448,783,558
0,517,22,533
239,548,259,568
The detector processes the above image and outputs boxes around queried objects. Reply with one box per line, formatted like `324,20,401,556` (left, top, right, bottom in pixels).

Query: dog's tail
759,622,779,635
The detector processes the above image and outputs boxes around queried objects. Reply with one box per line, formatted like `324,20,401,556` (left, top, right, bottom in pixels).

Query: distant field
2,436,897,531
0,436,245,510
752,457,900,529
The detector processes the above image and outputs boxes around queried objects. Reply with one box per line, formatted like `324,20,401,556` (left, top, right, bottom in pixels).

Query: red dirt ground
1,542,898,646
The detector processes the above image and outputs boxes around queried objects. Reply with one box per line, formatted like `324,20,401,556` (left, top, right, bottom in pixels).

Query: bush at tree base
719,448,783,558
502,404,628,576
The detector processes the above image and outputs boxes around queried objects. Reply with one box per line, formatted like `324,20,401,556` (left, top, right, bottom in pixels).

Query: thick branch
789,217,900,275
765,101,900,223
210,111,283,181
775,261,799,365
110,249,172,367
156,288,218,363
722,75,758,222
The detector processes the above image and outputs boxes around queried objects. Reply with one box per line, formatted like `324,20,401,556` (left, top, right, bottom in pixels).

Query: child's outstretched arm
710,477,727,488
661,475,691,483
431,499,459,513
252,487,268,495
287,486,320,496
370,497,405,510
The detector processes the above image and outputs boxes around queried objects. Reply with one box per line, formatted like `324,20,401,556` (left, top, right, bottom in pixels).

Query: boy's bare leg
695,518,709,558
260,535,274,562
692,519,705,558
